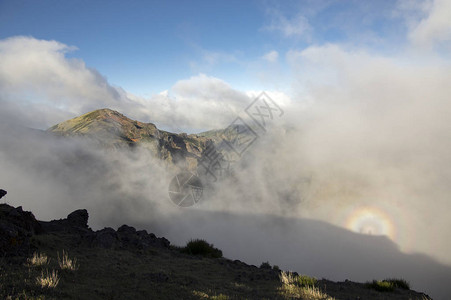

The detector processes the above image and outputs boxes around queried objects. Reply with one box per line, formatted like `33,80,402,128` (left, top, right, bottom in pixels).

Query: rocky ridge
0,203,170,258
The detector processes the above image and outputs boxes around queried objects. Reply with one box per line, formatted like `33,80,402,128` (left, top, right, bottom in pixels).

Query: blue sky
0,0,450,130
0,0,418,96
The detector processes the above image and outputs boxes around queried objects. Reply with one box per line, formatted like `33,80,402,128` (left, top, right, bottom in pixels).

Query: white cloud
158,74,251,130
0,37,250,131
0,36,125,128
202,51,236,66
398,0,451,48
262,50,279,63
285,43,451,266
410,0,451,46
245,90,291,108
264,10,312,39
158,90,169,97
189,49,238,73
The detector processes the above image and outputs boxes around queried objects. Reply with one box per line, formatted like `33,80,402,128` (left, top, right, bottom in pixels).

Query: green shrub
260,261,271,269
296,274,317,288
183,239,223,258
365,278,410,292
365,280,394,292
383,278,410,290
279,272,317,288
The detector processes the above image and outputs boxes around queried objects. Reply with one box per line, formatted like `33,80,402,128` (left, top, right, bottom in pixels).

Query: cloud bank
1,3,451,296
0,36,257,132
407,0,451,47
284,42,451,263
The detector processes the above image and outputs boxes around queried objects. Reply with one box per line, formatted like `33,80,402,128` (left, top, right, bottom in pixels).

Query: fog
1,32,451,299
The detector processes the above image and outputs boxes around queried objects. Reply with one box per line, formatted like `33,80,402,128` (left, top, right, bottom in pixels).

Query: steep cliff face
47,108,210,171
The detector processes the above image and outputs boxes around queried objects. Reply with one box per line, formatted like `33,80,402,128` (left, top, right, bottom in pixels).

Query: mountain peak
47,108,159,143
77,108,127,121
51,108,139,129
46,108,210,171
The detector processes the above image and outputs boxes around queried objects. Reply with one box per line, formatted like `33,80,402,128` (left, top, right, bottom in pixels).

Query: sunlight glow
345,206,397,241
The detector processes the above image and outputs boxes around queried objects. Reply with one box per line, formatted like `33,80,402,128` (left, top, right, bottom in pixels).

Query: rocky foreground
0,203,432,299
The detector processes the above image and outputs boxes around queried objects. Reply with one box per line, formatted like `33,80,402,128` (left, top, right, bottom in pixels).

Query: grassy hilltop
0,203,432,300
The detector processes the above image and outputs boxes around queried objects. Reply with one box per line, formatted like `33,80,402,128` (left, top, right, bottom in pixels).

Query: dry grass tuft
279,271,335,299
27,252,49,267
302,285,334,300
192,290,231,299
280,270,297,285
58,250,78,271
36,269,60,288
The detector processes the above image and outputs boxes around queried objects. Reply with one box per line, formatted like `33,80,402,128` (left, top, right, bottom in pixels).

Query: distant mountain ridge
47,108,210,171
47,108,259,175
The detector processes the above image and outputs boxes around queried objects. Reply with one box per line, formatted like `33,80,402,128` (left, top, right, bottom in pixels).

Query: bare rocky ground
0,203,433,299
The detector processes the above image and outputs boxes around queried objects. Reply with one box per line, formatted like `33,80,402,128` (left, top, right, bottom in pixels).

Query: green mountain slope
47,108,210,171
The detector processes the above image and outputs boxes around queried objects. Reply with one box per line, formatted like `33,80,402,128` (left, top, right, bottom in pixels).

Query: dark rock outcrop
112,224,170,249
0,204,42,256
0,203,170,256
90,227,119,248
39,209,90,234
0,189,7,199
67,209,89,228
87,225,170,250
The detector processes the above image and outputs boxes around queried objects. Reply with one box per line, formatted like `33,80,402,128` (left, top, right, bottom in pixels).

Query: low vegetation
366,280,395,292
365,278,410,292
182,238,223,258
0,203,432,299
384,278,410,290
36,269,60,288
1,248,80,298
302,286,335,300
260,261,280,272
27,252,50,267
279,271,334,299
58,250,78,271
296,274,318,288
